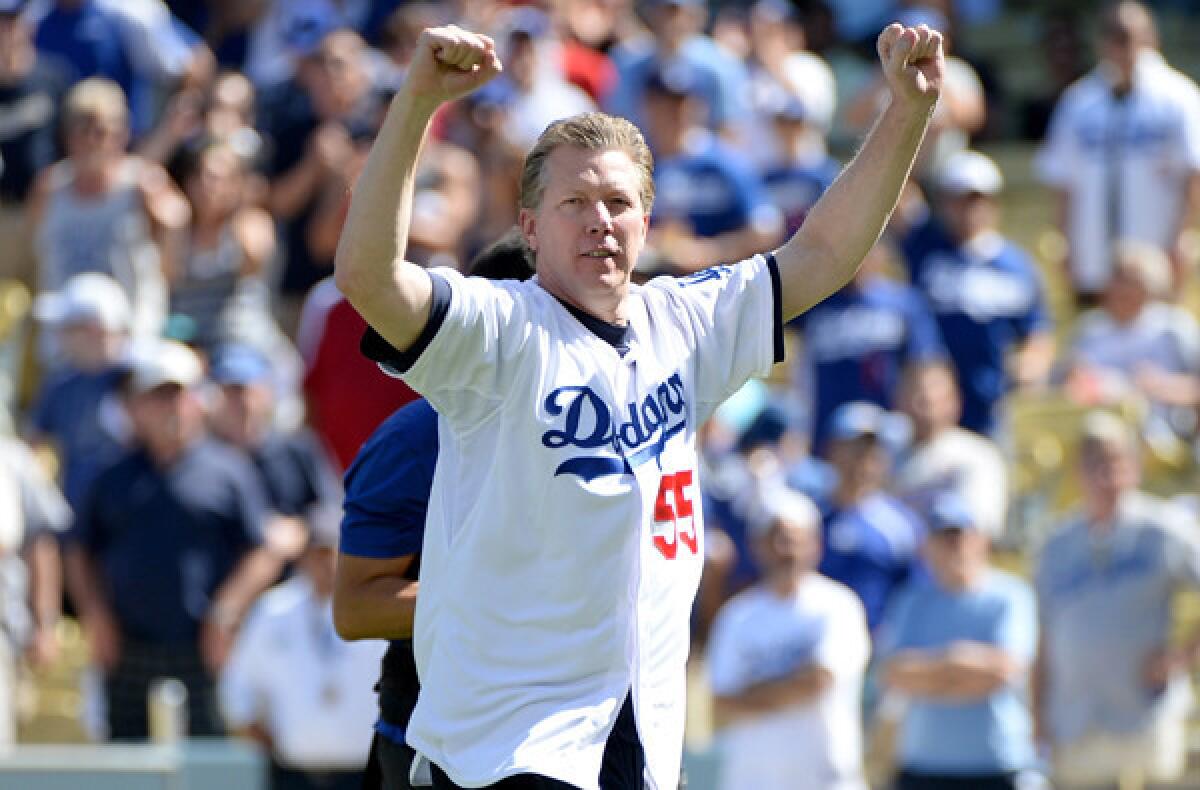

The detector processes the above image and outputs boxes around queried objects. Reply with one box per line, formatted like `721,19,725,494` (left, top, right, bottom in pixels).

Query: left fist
877,23,944,109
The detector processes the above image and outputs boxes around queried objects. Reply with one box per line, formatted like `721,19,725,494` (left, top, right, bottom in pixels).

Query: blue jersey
763,156,840,236
652,133,775,239
901,220,1052,435
791,278,944,452
817,493,926,631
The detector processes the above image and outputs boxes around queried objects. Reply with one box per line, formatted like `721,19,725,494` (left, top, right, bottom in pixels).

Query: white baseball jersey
1035,50,1200,293
391,254,781,789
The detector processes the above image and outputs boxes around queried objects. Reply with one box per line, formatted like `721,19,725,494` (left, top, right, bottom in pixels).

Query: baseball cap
828,401,909,445
751,486,821,535
937,150,1004,196
127,340,203,395
0,0,27,15
209,344,272,387
645,60,703,99
926,490,979,533
33,272,131,332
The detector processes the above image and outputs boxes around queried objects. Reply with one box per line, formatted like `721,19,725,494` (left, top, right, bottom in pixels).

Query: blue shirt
653,133,774,240
763,156,841,236
817,493,925,631
901,220,1052,435
70,439,266,642
31,366,128,511
243,431,340,517
790,278,944,451
878,570,1038,775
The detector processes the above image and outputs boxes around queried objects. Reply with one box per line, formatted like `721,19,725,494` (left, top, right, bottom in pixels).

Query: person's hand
199,616,237,673
402,25,503,109
25,624,60,670
309,122,354,177
877,22,944,111
1141,646,1186,693
83,610,121,672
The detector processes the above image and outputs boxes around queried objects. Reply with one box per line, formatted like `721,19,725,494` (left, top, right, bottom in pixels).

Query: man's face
902,365,960,437
940,191,997,242
520,145,649,315
65,111,127,167
128,383,204,459
755,517,820,579
830,435,886,489
925,527,988,591
1081,439,1139,508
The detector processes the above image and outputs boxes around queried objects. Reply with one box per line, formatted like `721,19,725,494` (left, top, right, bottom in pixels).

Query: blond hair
519,112,655,213
64,77,129,127
1111,239,1170,297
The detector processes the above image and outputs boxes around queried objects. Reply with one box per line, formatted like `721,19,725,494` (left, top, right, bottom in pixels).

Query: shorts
1052,717,1187,788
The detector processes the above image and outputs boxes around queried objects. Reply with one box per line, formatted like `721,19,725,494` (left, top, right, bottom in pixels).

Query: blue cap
0,0,27,15
927,490,979,533
209,344,272,386
645,60,703,99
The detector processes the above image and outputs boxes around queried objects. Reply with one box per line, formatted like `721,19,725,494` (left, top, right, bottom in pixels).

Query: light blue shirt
1034,492,1200,744
878,569,1038,775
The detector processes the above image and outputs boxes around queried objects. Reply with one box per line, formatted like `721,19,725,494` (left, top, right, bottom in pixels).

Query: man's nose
586,201,614,234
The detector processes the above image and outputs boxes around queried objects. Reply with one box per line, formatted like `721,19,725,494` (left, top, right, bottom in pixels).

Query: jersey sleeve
665,253,783,421
1034,87,1082,188
340,402,438,559
368,268,534,429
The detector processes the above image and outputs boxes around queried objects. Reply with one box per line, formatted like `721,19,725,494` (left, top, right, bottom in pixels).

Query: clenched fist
403,25,504,108
877,23,944,110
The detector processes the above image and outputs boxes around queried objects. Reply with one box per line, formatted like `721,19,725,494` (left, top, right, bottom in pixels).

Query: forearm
332,577,419,640
268,158,322,220
885,646,1015,700
62,546,113,622
209,548,283,626
778,97,934,318
715,665,830,720
25,536,61,632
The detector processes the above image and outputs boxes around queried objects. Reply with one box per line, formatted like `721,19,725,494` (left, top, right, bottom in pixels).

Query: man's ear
518,208,537,252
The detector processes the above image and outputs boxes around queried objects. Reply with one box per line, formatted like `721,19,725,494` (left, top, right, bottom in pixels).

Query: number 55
653,470,697,560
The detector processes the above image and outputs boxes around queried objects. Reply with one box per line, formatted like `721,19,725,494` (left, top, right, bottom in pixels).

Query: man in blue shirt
900,150,1055,436
791,240,945,453
878,491,1039,790
816,401,925,631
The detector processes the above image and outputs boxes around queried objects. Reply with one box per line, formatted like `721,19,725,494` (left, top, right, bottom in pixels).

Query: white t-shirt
398,257,779,790
217,576,387,769
894,427,1009,539
1035,51,1200,293
707,574,870,790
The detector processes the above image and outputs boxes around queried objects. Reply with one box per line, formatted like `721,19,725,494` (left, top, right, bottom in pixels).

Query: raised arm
333,26,501,352
776,23,944,320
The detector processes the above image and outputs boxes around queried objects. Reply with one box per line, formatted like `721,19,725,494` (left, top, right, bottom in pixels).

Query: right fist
405,25,503,107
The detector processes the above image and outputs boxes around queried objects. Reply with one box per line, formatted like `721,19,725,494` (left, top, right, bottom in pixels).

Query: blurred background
1,0,1200,788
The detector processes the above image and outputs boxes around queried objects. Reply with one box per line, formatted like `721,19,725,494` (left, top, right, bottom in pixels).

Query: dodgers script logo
541,373,688,481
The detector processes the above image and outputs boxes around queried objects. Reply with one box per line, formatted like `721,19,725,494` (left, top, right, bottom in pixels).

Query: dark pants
362,732,416,790
895,769,1018,790
105,641,224,740
431,765,575,790
271,762,364,790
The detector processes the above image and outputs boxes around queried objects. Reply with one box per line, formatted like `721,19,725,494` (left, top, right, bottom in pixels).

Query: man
894,360,1008,539
220,506,386,790
64,339,283,739
815,401,925,631
900,149,1055,436
1034,412,1200,789
1035,1,1200,303
707,488,870,790
334,20,942,789
878,491,1038,790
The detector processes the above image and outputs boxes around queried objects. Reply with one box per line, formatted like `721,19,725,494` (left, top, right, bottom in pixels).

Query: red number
653,470,697,559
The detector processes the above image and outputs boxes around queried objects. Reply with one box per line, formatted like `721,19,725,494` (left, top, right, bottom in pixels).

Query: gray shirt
1035,491,1200,743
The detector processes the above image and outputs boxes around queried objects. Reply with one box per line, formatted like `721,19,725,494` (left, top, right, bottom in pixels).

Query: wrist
206,601,241,629
392,88,442,121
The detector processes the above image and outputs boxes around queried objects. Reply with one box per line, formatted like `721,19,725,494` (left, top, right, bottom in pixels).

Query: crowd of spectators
0,0,1198,789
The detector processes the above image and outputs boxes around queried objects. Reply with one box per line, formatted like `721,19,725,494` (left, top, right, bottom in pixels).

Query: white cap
127,340,204,395
937,150,1004,196
751,487,821,536
34,273,131,331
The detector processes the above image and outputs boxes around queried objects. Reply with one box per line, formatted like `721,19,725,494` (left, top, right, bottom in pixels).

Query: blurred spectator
261,28,383,331
487,8,596,153
877,491,1038,790
296,276,418,472
843,6,985,176
27,272,132,511
760,90,841,237
1033,412,1200,788
606,0,748,135
816,401,925,631
220,506,385,790
169,140,280,353
63,340,282,739
1019,11,1088,141
28,77,190,347
0,1,68,285
1034,1,1200,302
1064,240,1200,452
894,360,1008,539
707,489,869,790
208,343,340,555
900,150,1055,436
642,62,783,273
29,0,214,136
789,240,944,454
